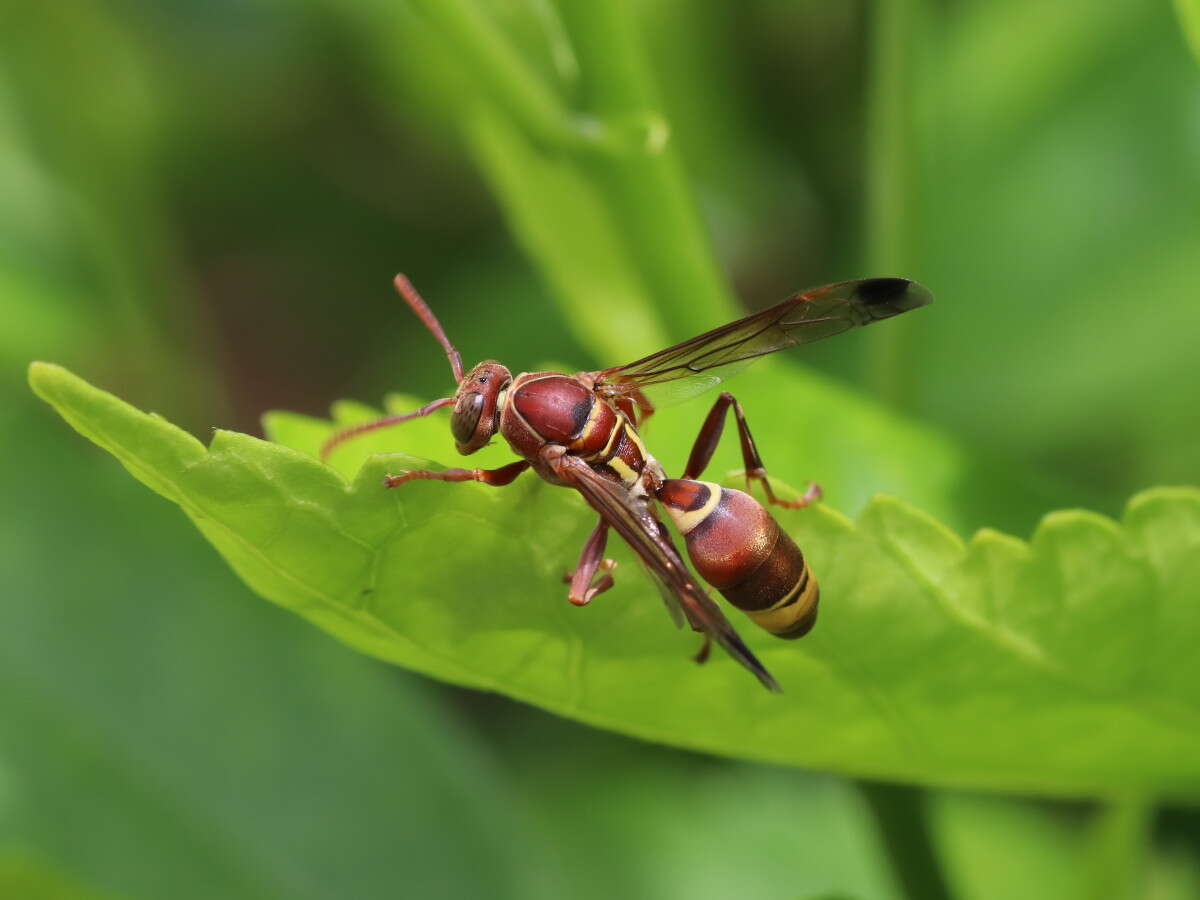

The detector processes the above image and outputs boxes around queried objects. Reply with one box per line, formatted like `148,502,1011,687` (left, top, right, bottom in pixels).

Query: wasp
322,274,932,691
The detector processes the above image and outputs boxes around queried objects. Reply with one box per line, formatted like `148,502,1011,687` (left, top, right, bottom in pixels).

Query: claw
735,469,822,509
564,558,618,606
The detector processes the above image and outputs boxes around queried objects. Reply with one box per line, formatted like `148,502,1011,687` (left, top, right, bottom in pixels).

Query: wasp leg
384,459,530,488
693,634,712,665
681,392,821,510
563,519,617,606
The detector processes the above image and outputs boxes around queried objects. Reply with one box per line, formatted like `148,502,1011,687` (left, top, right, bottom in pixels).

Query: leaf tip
1034,506,1120,536
26,360,70,400
860,492,965,550
965,527,1029,566
1125,485,1200,516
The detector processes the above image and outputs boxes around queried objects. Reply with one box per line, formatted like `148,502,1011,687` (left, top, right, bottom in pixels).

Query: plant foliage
30,361,1200,799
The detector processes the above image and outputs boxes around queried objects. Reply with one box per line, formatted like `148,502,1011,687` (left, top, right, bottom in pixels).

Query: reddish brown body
487,369,816,638
320,273,932,691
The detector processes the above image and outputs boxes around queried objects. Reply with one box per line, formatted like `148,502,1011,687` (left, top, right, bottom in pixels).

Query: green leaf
927,791,1200,900
495,726,904,900
1,391,554,900
30,362,1200,798
929,0,1155,161
929,794,1112,900
917,4,1200,501
1174,0,1200,63
0,847,123,900
4,383,903,900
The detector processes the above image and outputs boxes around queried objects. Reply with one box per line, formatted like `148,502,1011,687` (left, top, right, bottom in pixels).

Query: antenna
317,274,465,461
319,396,455,461
394,274,464,382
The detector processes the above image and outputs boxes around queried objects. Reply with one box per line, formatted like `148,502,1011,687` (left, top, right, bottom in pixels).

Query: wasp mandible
322,274,932,691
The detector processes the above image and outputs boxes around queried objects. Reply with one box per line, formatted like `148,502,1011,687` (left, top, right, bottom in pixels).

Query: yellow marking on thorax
607,454,639,485
607,419,654,486
625,422,649,458
666,481,723,535
582,401,623,459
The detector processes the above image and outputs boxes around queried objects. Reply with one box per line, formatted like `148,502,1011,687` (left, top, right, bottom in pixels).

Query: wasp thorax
451,361,512,454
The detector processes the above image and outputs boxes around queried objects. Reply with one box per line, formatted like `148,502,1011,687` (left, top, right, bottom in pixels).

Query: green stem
464,106,668,361
553,0,734,334
408,0,611,152
400,0,731,348
1080,795,1152,900
864,0,921,406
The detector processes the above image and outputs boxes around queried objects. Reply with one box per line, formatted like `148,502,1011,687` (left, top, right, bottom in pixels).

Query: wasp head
451,361,512,454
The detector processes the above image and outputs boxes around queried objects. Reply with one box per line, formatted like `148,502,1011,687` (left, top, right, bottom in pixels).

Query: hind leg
682,392,821,509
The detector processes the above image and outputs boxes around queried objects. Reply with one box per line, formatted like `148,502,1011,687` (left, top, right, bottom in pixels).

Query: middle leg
681,392,821,509
563,518,617,606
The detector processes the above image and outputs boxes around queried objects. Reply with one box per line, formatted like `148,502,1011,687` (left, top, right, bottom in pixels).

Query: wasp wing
594,277,932,405
645,570,688,630
547,452,781,692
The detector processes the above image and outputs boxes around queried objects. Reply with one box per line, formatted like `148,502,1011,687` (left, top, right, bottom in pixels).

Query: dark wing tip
719,629,783,693
854,277,933,319
755,665,783,694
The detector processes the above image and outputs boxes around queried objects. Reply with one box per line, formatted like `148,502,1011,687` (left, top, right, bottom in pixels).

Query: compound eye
451,392,484,445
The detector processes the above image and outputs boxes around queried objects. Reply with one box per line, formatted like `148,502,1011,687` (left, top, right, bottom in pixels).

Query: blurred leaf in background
915,0,1200,506
4,0,1200,898
0,394,556,898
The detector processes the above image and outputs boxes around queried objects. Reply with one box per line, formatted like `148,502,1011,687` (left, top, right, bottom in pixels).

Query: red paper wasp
322,274,932,691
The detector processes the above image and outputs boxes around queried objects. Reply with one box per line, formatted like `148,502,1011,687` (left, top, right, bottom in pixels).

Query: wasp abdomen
658,479,818,639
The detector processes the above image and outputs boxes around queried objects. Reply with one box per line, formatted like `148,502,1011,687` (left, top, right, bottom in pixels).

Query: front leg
682,392,821,510
384,459,530,488
563,518,617,606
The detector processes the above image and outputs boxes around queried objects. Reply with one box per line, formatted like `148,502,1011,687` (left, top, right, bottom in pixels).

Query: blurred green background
3,0,1199,897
